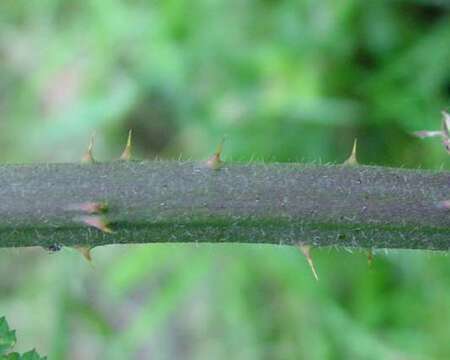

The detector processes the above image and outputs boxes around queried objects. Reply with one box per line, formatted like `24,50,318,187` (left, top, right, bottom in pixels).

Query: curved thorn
80,215,113,234
343,138,358,165
82,132,96,164
206,136,226,170
120,129,133,161
298,244,319,281
74,246,93,263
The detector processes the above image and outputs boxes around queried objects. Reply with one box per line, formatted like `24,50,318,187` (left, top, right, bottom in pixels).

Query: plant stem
0,161,449,250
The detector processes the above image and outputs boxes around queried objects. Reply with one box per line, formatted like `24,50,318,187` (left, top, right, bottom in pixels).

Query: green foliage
0,317,46,360
0,317,16,355
0,0,449,359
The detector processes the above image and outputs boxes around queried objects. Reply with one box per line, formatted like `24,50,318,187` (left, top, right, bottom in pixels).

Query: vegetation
1,160,450,251
0,1,449,359
0,317,46,360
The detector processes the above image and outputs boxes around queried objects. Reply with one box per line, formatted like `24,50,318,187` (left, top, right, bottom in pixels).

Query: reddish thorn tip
68,202,108,214
80,216,113,234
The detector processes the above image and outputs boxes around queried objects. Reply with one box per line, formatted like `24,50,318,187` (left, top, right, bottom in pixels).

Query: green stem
0,161,449,250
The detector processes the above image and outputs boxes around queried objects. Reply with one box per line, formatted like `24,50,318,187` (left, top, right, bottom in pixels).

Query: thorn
80,216,113,234
81,132,96,164
298,244,319,281
343,138,358,165
67,202,108,214
120,129,133,161
206,137,225,170
413,111,450,154
367,248,374,267
74,246,93,263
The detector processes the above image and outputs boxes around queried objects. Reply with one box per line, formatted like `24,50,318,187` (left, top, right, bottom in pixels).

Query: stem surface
0,161,449,250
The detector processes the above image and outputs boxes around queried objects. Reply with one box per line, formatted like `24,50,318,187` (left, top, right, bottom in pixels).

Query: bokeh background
1,1,450,359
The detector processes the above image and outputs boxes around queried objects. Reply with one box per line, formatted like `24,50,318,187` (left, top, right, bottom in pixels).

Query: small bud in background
413,111,450,155
412,130,443,139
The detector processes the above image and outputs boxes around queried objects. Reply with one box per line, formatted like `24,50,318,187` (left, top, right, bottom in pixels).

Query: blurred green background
0,1,449,359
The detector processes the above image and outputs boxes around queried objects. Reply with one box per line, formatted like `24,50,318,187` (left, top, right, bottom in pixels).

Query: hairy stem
0,161,449,250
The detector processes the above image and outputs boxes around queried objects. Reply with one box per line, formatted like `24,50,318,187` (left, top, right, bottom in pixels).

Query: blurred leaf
17,350,46,360
0,317,46,360
0,317,16,355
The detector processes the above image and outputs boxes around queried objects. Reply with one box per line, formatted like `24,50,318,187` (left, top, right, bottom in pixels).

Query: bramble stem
0,161,449,250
